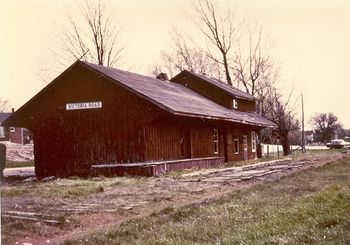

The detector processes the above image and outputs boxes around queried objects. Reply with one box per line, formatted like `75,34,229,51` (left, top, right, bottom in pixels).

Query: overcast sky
1,0,350,129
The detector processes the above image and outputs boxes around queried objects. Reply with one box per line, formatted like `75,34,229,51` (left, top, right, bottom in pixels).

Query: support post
301,94,306,154
0,143,6,181
267,144,269,157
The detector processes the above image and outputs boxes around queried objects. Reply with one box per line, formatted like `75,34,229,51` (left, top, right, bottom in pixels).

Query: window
233,99,238,109
251,131,256,152
10,127,15,133
213,129,219,154
234,137,239,154
0,126,5,138
243,135,248,150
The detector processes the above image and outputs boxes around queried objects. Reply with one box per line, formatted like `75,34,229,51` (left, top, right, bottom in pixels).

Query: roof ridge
81,61,157,82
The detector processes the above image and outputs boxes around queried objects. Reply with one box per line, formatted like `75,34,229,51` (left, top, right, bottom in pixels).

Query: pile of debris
2,210,61,225
180,158,305,183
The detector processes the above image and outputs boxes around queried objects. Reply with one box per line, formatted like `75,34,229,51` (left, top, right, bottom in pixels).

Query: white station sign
66,101,102,110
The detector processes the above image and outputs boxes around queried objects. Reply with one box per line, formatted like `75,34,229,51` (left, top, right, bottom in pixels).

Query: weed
9,220,26,230
96,185,104,193
57,215,68,225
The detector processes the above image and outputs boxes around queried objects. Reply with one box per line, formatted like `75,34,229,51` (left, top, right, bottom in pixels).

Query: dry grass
5,160,34,168
63,157,350,245
1,177,146,199
1,176,150,244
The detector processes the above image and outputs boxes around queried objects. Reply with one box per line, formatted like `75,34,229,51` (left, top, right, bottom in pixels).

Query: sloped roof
171,70,255,101
81,62,275,127
0,113,11,123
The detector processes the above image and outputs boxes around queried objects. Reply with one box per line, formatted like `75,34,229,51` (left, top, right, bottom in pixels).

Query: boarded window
251,131,256,152
234,137,239,154
213,129,219,154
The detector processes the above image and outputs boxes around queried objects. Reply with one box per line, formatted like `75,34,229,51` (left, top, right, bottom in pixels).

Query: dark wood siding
172,75,232,108
30,64,166,177
172,75,256,112
143,117,219,162
234,98,256,112
29,64,228,177
14,62,264,178
143,119,185,161
225,124,258,163
190,122,215,158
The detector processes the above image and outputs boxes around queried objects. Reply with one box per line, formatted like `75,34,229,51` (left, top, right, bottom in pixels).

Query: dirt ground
1,150,349,245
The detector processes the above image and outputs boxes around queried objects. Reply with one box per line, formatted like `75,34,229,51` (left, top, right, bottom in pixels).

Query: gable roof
3,61,275,128
305,130,314,136
81,62,274,127
171,70,255,101
0,113,11,123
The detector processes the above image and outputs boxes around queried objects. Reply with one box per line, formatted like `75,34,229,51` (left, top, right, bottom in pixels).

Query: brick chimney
156,73,169,81
11,108,14,113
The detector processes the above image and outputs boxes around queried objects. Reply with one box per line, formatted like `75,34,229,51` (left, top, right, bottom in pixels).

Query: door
243,135,248,160
181,128,191,159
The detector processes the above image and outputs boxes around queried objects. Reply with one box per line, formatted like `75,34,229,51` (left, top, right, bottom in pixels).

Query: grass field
63,157,350,245
5,160,34,168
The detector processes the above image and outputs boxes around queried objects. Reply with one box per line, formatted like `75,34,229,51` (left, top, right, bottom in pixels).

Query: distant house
305,130,314,144
0,112,32,144
0,113,11,141
3,61,275,178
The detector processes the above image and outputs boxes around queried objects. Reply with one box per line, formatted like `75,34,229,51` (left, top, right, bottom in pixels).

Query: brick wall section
9,127,22,144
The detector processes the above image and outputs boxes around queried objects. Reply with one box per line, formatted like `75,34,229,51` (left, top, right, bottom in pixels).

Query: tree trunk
280,132,290,156
223,53,232,86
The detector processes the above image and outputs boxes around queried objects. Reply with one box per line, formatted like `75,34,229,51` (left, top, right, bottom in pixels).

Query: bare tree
233,29,277,97
151,29,223,79
310,113,343,143
192,0,238,85
0,98,10,113
262,87,300,155
157,0,274,97
56,0,124,67
154,0,298,155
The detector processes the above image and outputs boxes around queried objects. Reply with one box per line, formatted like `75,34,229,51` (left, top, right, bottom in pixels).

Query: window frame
234,136,239,154
0,126,5,138
251,131,256,153
213,129,219,154
10,127,16,133
243,135,248,151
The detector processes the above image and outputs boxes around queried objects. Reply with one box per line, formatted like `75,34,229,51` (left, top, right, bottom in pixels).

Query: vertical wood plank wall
172,74,256,112
25,64,261,178
31,65,160,177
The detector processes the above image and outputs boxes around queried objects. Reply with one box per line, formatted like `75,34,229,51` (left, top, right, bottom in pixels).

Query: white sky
1,0,350,129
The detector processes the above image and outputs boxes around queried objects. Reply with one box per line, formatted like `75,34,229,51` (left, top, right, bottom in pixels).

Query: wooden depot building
3,61,275,178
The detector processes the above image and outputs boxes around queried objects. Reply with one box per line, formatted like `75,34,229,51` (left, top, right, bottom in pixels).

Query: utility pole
301,94,306,154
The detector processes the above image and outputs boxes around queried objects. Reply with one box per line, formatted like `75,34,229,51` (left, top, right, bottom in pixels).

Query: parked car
326,139,350,149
